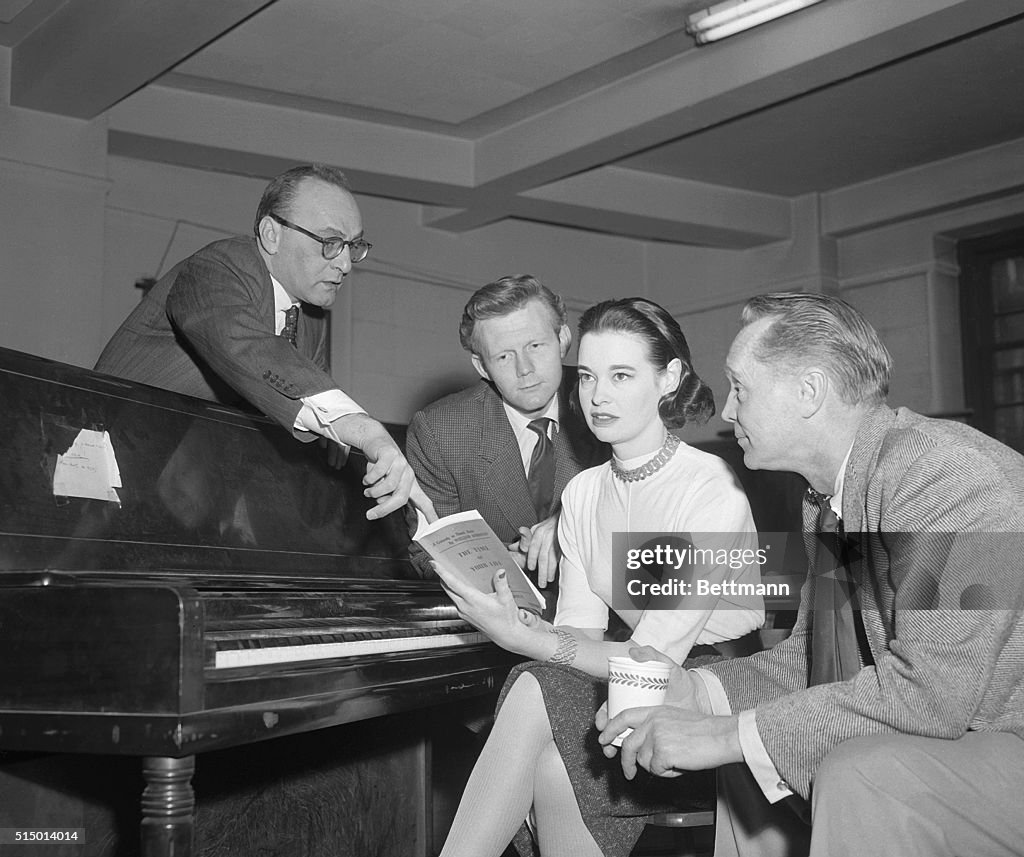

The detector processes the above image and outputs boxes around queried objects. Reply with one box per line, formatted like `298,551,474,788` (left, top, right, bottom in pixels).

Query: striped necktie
281,306,299,348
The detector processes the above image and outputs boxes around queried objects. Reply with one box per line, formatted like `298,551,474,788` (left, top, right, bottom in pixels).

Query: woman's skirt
499,660,715,857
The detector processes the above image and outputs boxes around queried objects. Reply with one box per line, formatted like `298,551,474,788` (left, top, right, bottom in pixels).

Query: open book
413,509,546,615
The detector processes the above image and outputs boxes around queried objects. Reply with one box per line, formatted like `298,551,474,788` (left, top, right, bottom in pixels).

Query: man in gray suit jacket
407,276,606,605
95,164,432,522
600,292,1024,857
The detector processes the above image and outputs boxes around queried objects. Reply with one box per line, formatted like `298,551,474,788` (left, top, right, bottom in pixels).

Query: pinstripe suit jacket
708,405,1024,799
95,237,333,435
406,379,607,545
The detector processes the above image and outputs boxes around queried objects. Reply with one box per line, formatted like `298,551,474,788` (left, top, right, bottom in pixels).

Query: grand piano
0,347,519,856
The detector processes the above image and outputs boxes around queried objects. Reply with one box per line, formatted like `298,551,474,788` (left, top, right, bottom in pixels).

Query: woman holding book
434,297,764,857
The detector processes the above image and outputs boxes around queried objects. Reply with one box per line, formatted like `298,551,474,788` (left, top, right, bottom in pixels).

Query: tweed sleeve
715,434,1024,799
406,409,462,522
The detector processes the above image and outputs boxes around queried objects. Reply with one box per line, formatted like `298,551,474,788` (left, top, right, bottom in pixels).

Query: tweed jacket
95,237,334,435
708,405,1024,799
406,378,607,545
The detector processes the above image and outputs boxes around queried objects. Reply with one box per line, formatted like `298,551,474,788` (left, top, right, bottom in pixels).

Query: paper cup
606,656,672,747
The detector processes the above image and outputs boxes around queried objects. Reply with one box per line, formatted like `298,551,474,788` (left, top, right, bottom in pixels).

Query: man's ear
471,353,491,382
557,325,572,359
257,215,281,254
798,368,828,417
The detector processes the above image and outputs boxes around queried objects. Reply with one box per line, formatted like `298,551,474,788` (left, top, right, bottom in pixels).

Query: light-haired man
407,276,606,605
600,292,1024,857
96,164,432,521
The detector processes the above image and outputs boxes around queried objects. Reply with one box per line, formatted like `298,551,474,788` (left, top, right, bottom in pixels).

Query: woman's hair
576,297,715,429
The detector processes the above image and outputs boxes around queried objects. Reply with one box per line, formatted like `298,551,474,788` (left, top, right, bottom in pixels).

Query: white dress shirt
502,396,561,476
271,277,365,446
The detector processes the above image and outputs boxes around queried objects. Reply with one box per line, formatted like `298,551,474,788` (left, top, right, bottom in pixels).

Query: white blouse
554,439,765,663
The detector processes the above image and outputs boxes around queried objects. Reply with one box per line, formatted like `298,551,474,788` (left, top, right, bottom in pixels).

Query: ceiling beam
421,0,1022,244
108,131,477,208
108,84,477,192
10,0,278,118
471,0,1024,193
822,136,1024,237
426,166,792,248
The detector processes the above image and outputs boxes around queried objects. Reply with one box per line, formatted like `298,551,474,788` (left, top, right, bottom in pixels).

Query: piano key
213,629,489,668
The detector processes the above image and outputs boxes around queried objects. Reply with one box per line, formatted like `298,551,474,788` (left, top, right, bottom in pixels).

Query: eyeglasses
270,213,372,263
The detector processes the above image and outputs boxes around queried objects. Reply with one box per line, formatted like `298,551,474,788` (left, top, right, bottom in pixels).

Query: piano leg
141,755,195,857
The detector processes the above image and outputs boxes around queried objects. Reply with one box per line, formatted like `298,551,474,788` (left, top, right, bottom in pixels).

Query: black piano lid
0,346,424,581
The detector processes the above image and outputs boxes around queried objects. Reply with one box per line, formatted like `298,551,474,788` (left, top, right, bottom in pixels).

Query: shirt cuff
691,668,731,714
692,670,793,803
737,709,794,803
294,388,366,448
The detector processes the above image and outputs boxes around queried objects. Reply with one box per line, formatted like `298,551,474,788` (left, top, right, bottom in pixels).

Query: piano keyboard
213,624,490,669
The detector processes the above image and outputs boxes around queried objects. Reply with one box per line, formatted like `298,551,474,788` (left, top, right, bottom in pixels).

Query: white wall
0,47,111,367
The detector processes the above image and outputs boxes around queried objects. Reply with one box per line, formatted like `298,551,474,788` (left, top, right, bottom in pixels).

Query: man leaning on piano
95,163,435,524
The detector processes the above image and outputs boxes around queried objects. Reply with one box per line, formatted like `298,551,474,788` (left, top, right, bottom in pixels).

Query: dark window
959,228,1024,453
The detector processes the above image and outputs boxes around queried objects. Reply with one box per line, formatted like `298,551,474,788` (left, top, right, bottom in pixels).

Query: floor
630,820,715,857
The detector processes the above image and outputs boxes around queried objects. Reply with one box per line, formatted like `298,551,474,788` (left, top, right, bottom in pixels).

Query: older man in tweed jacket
600,293,1024,857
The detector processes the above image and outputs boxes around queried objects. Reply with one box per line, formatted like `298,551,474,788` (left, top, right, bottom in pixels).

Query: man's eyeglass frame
270,213,372,262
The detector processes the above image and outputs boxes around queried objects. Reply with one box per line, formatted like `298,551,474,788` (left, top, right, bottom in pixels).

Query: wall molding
840,260,956,291
0,155,110,193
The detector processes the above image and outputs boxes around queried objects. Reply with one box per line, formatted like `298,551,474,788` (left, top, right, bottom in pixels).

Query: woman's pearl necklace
610,432,681,483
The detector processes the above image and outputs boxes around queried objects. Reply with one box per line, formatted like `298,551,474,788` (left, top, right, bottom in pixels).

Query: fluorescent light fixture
686,0,826,44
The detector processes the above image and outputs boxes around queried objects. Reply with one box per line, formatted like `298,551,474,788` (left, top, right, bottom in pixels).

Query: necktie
808,490,861,685
526,418,555,520
281,306,299,348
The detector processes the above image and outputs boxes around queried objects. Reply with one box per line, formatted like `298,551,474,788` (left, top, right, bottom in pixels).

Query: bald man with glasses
96,163,433,522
